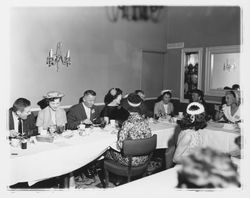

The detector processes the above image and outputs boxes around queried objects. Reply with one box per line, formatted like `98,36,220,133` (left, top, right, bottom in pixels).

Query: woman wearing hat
105,93,152,167
154,90,174,118
36,91,67,134
173,102,207,164
100,88,130,125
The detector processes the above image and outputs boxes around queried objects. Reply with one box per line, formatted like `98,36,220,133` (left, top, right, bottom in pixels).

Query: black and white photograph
1,0,249,197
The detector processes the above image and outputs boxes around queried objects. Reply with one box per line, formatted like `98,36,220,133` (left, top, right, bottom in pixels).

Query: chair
104,134,157,187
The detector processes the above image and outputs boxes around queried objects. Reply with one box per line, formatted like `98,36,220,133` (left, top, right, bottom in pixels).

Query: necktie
18,118,23,136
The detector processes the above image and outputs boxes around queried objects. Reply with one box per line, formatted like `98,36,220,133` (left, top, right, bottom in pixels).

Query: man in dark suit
67,90,100,130
9,98,38,138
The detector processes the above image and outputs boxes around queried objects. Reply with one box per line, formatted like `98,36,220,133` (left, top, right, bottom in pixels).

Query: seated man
67,90,100,130
8,98,37,137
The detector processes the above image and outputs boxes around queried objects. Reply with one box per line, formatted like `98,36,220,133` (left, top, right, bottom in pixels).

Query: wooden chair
104,134,157,187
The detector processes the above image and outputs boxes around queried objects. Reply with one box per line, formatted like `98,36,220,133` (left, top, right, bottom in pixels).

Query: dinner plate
62,130,74,138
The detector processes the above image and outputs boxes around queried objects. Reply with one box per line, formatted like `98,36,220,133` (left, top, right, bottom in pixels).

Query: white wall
10,7,168,107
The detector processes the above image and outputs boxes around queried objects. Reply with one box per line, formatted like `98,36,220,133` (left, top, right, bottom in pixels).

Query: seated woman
36,91,67,134
215,90,241,123
105,93,152,167
154,90,174,118
100,88,130,125
173,102,207,164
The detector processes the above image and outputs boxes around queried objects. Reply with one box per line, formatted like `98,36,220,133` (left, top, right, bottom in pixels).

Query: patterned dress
106,112,152,167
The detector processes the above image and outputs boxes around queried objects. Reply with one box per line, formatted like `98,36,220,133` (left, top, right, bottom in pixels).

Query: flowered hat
186,102,204,115
127,93,142,107
44,91,64,99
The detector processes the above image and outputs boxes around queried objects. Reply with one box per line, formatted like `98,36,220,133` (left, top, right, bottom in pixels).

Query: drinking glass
57,125,65,134
48,125,57,134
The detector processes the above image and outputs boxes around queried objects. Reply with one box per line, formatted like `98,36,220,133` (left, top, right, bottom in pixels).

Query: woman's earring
190,115,195,123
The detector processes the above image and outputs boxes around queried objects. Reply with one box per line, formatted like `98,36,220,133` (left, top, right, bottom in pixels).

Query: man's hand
9,130,19,137
82,119,93,125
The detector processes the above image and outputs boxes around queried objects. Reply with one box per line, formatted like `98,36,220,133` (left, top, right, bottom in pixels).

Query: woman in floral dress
105,93,152,167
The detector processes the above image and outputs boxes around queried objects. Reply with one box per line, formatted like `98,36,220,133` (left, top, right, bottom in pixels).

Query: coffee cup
110,120,116,128
178,112,183,118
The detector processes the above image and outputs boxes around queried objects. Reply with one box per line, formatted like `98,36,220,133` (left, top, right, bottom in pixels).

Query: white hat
186,102,205,115
44,91,64,99
161,89,172,95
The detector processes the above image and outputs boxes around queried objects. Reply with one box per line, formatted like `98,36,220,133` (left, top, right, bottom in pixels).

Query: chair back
123,134,157,156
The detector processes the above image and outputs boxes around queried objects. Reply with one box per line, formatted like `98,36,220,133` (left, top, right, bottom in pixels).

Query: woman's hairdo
104,88,122,105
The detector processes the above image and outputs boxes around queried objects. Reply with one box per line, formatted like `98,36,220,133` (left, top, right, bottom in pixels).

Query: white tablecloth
9,128,116,186
112,165,181,192
9,122,240,186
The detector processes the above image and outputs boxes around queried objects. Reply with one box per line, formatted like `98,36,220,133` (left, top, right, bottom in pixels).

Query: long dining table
8,120,240,187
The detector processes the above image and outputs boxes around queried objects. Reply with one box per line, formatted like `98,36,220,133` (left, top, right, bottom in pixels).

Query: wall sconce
223,59,236,72
46,42,71,72
107,6,164,22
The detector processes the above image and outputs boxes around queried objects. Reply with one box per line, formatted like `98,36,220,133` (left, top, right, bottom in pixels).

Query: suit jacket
67,103,100,130
9,108,38,137
154,101,174,117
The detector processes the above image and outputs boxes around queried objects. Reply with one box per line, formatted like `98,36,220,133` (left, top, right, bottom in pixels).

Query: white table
9,128,116,186
9,121,240,186
112,165,181,192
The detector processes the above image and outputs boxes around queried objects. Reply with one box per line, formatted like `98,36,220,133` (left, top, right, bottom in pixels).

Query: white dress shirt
82,103,91,119
12,111,23,132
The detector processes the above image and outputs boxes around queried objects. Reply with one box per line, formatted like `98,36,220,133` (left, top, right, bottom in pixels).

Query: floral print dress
106,112,152,167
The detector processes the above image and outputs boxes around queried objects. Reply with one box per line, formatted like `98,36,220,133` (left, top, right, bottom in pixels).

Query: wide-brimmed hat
44,91,64,99
127,93,142,107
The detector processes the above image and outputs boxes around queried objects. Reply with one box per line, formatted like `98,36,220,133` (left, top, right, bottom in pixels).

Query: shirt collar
12,111,19,120
82,102,91,110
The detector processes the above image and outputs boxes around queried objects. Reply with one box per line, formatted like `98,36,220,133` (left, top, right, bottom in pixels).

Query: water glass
48,125,57,134
57,125,65,134
21,139,27,149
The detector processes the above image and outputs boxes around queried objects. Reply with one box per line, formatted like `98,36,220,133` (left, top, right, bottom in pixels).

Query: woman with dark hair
177,147,240,188
190,89,206,105
36,91,67,134
105,93,152,167
154,90,174,118
100,88,130,125
215,90,240,123
173,102,207,164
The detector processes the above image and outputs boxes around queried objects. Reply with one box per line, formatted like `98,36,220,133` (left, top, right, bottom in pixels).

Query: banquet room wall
10,7,241,109
10,7,168,107
164,6,240,103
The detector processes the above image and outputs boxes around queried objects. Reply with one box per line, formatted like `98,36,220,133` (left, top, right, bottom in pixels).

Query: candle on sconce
49,49,53,58
66,50,70,58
